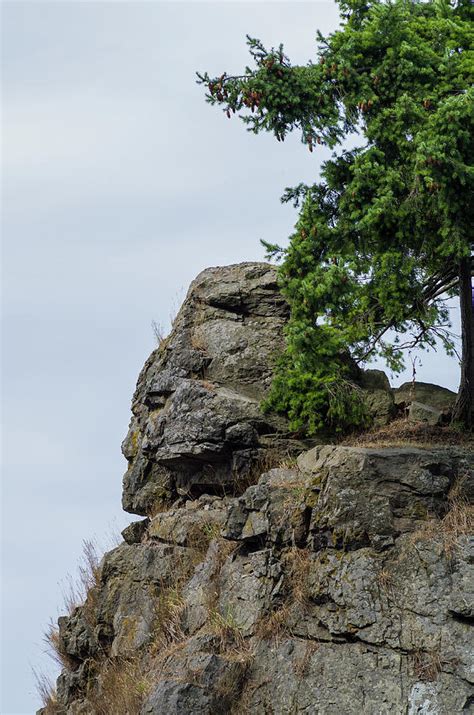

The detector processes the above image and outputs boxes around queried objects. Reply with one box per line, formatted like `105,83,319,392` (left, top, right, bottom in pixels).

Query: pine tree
197,0,473,433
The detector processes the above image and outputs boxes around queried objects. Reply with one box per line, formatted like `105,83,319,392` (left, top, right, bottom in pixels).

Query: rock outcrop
45,445,474,715
121,263,312,516
40,264,473,715
394,381,457,426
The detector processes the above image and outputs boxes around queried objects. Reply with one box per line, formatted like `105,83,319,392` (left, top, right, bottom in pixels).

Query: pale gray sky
1,2,460,713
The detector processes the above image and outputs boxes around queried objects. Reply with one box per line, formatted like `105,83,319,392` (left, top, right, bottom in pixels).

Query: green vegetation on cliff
198,0,474,434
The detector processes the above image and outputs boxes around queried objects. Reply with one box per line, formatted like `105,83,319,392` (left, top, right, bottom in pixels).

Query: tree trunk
452,255,473,429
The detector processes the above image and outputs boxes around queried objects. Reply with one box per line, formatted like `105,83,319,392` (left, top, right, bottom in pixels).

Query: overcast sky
1,2,461,713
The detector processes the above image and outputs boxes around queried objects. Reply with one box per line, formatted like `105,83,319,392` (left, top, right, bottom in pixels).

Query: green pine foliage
198,0,474,434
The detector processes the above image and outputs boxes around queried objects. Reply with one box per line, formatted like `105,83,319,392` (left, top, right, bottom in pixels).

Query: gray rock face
359,368,396,426
298,444,471,550
42,265,474,715
121,263,310,516
50,445,473,715
394,381,457,424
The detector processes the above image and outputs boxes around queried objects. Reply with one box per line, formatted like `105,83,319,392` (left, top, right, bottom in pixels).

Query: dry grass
411,479,474,558
90,655,153,715
61,539,101,618
33,669,62,714
293,641,319,679
282,547,311,605
411,649,443,682
341,417,474,449
209,609,246,654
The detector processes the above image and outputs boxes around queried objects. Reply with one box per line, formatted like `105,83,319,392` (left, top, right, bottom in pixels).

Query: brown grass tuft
411,478,474,558
283,547,311,605
33,668,62,714
411,649,443,682
209,609,246,654
90,655,153,715
255,604,291,642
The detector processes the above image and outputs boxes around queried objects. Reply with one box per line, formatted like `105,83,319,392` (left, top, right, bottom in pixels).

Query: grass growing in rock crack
230,448,294,496
411,477,474,558
411,648,443,682
256,547,311,642
87,655,153,715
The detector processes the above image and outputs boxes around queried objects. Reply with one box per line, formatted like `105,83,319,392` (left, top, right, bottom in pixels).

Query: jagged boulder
121,262,397,517
121,262,313,516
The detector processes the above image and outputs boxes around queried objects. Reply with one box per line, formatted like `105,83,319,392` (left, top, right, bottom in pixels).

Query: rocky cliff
40,263,473,715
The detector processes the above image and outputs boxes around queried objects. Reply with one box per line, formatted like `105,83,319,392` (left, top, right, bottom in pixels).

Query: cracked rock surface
121,262,313,516
40,264,473,715
45,446,473,715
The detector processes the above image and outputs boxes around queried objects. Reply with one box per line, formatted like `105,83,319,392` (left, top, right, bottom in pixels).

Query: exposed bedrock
121,262,315,516
49,445,473,714
40,263,473,715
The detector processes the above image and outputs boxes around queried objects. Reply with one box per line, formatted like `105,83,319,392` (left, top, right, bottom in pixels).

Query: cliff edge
39,263,474,715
